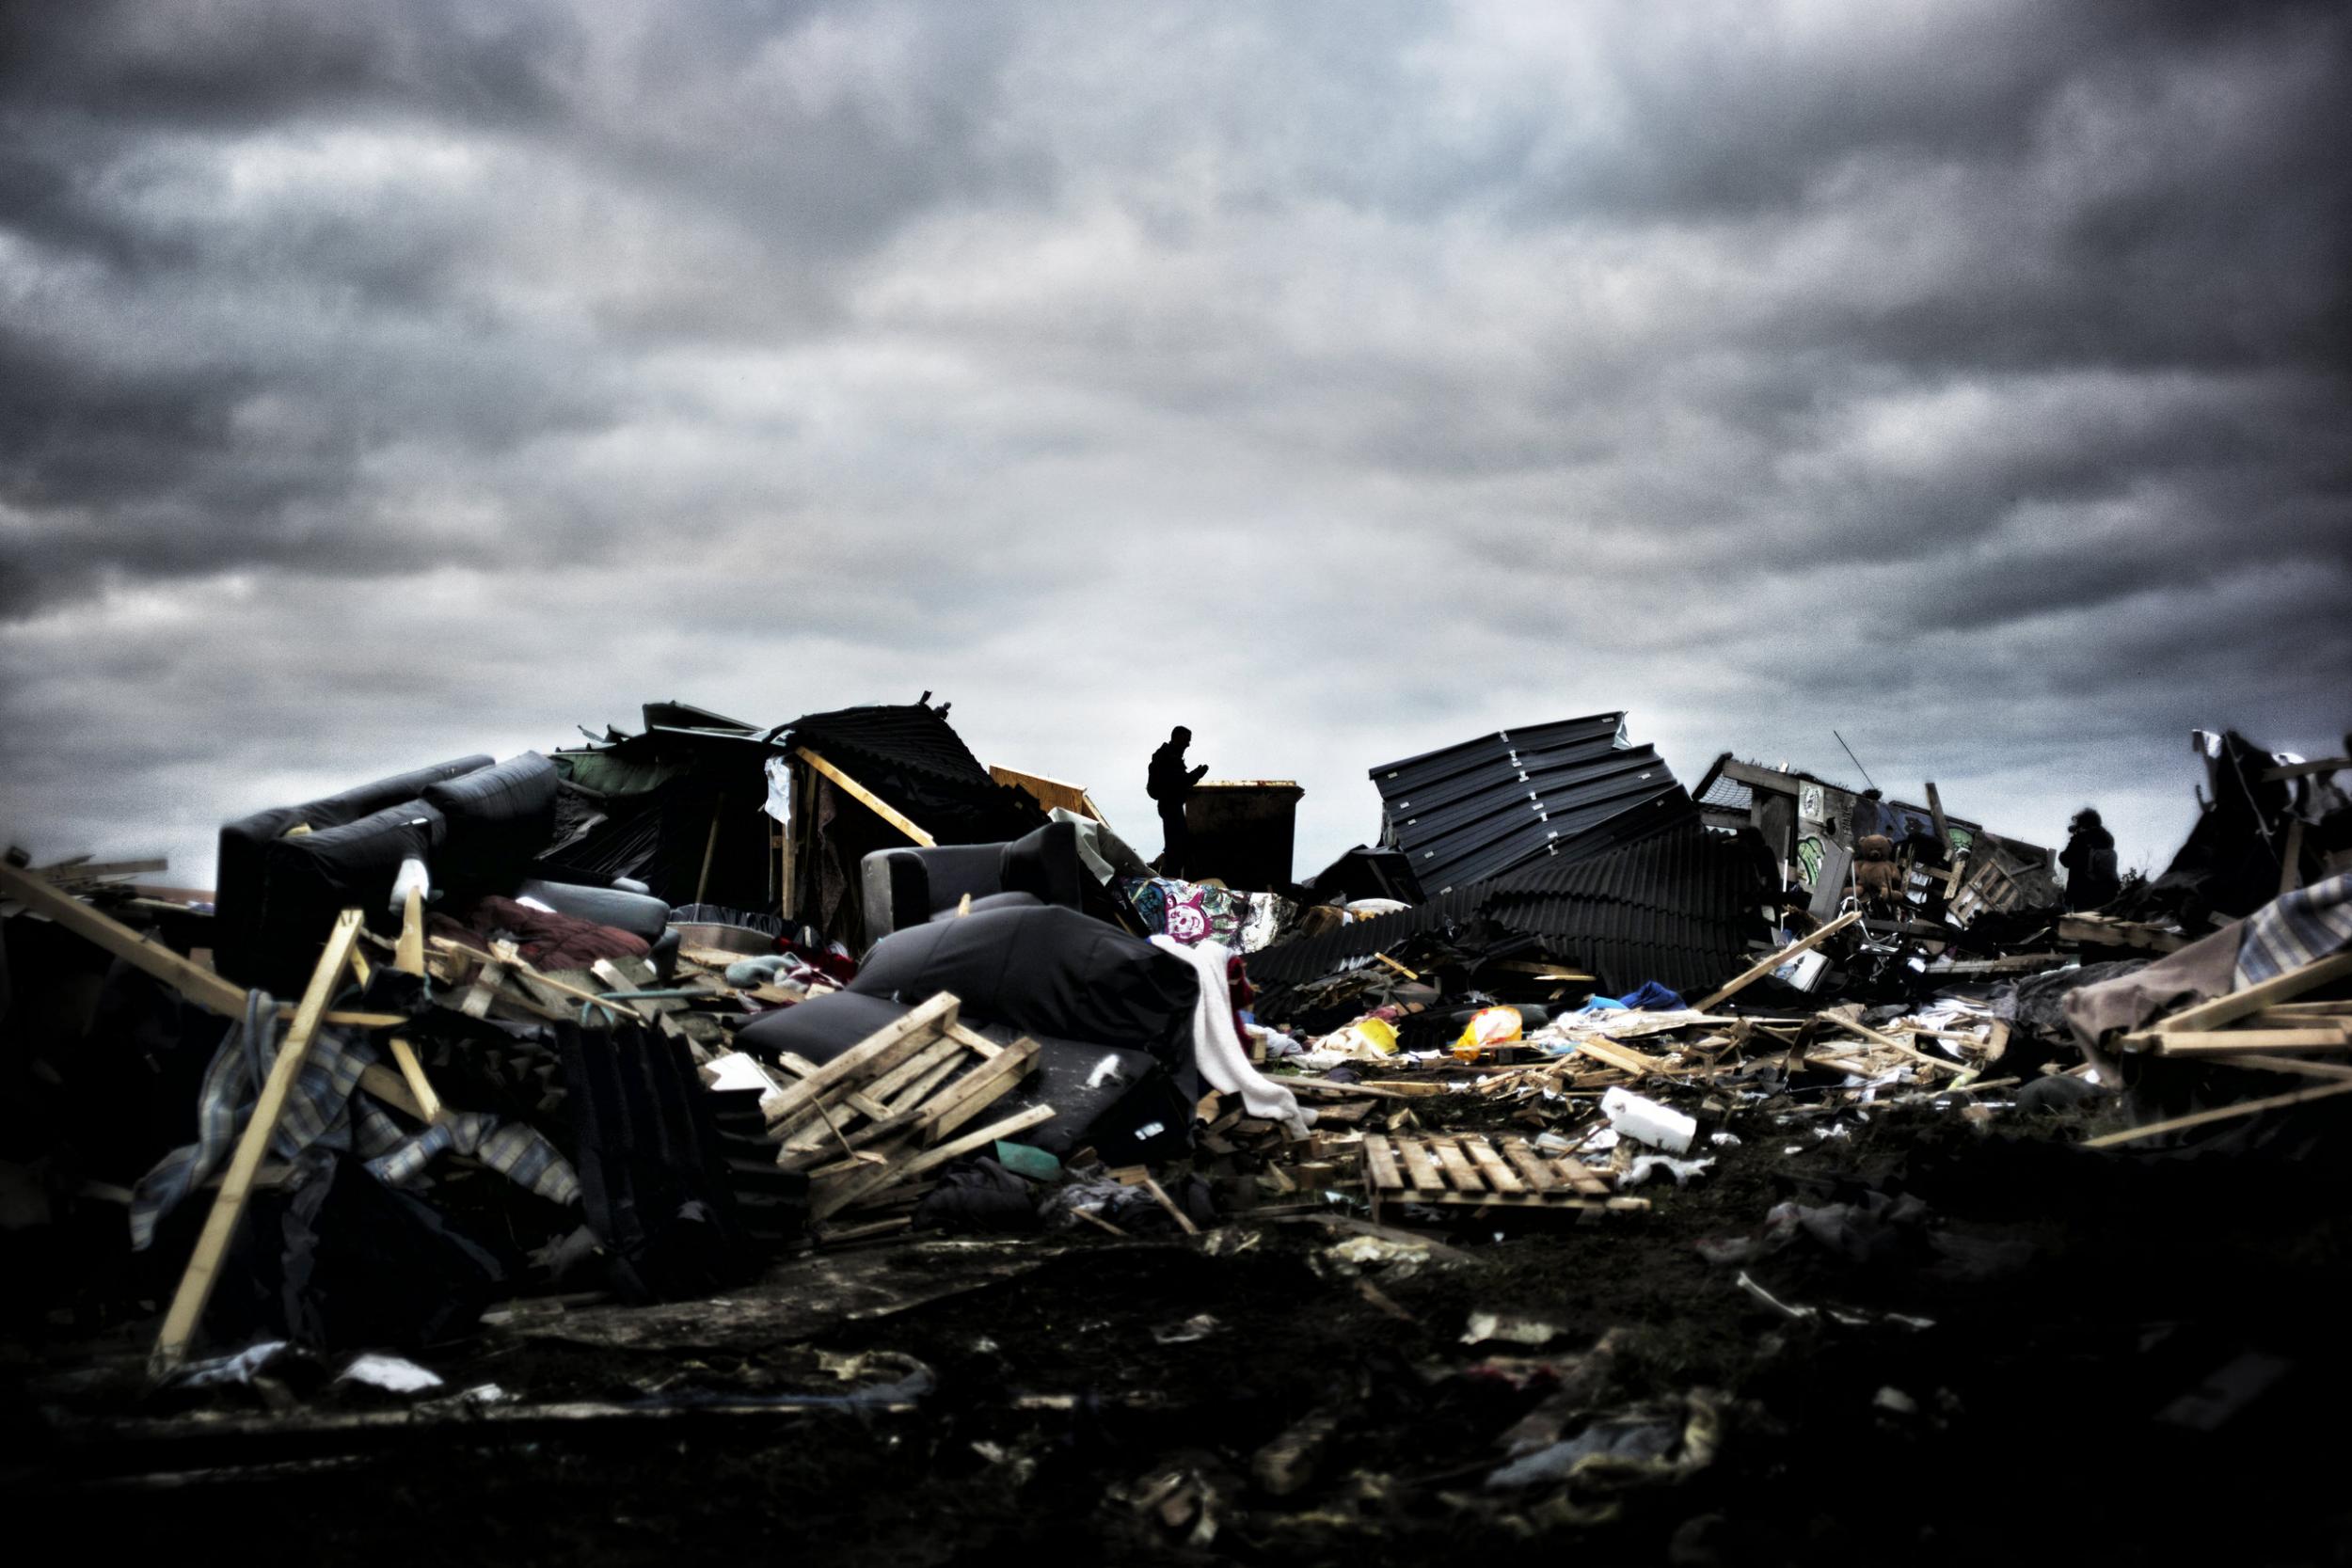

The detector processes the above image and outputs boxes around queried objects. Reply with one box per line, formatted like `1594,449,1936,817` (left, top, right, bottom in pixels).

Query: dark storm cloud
1,0,2347,884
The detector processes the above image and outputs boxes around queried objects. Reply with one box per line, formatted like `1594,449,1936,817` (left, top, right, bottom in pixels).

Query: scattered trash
337,1354,445,1395
1602,1087,1697,1155
3,704,2344,1560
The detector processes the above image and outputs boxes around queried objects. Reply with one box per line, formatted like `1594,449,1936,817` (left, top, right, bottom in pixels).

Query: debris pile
4,704,2348,1560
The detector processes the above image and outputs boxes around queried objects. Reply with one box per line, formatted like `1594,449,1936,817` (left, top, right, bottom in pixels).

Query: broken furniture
858,819,1088,950
738,902,1202,1166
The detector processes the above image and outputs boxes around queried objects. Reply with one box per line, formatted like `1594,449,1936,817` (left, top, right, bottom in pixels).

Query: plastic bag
1332,1016,1400,1056
1451,1006,1522,1061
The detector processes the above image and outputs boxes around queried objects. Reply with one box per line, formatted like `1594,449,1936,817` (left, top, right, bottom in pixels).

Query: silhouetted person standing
2061,807,2121,911
1148,725,1208,879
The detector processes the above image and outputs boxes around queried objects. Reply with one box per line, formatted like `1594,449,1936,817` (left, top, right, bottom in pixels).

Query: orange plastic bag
1450,1006,1521,1061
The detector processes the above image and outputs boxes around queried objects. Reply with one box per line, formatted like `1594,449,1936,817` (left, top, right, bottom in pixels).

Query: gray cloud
2,0,2346,889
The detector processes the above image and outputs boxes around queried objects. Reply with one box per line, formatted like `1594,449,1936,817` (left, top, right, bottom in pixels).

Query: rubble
3,705,2349,1561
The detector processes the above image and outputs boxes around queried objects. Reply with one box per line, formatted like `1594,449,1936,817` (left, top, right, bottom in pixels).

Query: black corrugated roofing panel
1370,713,1627,801
1370,712,1692,894
785,703,993,785
1247,818,1772,1000
1698,774,1754,813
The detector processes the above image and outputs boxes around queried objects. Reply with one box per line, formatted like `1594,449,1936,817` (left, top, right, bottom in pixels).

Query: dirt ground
9,1098,2350,1566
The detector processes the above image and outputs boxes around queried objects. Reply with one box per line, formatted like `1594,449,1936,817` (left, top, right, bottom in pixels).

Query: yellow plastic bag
1333,1016,1400,1056
1451,1006,1521,1061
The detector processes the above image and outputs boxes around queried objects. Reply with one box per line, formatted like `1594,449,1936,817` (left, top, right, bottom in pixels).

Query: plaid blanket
2236,868,2352,989
131,986,578,1250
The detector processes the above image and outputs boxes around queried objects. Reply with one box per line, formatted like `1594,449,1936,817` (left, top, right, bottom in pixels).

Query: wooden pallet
755,992,1055,1234
1359,1132,1642,1221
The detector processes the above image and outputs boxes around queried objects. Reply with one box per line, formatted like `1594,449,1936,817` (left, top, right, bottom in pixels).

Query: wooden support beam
795,747,934,847
2143,1027,2352,1056
153,911,362,1373
1822,1010,1967,1075
1,860,248,1016
387,1038,442,1121
914,1037,1040,1141
358,1063,428,1121
812,1101,1055,1220
1697,909,1862,1011
2149,951,2352,1038
394,885,425,976
33,857,169,884
429,937,647,1024
1924,782,1949,852
2208,1054,2352,1081
2083,1078,2352,1149
2263,758,2349,782
2279,817,2305,898
763,993,960,1129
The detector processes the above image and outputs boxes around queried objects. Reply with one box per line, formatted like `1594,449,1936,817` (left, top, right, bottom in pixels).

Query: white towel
1152,935,1315,1138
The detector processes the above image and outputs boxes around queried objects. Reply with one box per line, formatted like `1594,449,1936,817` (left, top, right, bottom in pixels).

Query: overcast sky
3,0,2346,895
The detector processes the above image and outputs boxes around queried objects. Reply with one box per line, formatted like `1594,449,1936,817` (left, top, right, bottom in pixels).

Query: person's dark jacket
1148,742,1202,806
2061,825,2121,911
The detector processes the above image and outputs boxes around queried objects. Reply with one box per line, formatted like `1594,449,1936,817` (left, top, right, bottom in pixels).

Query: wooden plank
459,953,509,1019
358,1063,428,1122
1413,1192,1608,1212
943,1021,1006,1060
2083,1079,2352,1148
153,911,362,1372
1550,1158,1613,1196
1370,952,1420,981
1280,1077,1452,1101
778,1105,918,1171
865,1037,966,1104
394,886,425,975
1430,1137,1486,1194
694,793,725,908
1822,1012,1967,1075
2213,1054,2352,1081
812,1102,1056,1219
796,746,935,847
2150,951,2352,1037
1572,1037,1666,1077
432,937,649,1024
2263,758,2349,782
1499,1140,1559,1192
1461,1137,1525,1194
1140,1175,1202,1236
762,993,959,1126
387,1038,441,1122
882,1053,966,1115
0,861,249,1016
1697,910,1863,1010
2279,817,2305,897
1395,1138,1447,1194
1360,1133,1404,1191
34,857,169,883
2146,1028,2352,1056
1924,782,1949,854
915,1037,1040,1140
986,764,1104,822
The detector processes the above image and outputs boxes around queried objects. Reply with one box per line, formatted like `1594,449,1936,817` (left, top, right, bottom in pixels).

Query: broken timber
152,911,363,1374
1359,1132,1644,1223
1697,910,1863,1011
751,993,1055,1239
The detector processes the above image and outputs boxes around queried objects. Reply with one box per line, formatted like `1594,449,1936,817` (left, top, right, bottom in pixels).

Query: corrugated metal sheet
1369,712,1694,894
1246,818,1772,998
1697,774,1754,813
786,703,994,785
784,701,1047,847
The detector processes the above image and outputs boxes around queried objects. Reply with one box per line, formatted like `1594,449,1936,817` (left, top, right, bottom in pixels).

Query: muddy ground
8,1100,2350,1565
